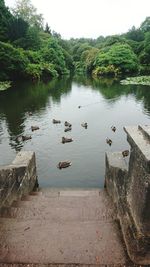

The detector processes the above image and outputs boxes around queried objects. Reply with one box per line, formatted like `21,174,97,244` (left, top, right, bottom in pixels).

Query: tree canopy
0,0,149,82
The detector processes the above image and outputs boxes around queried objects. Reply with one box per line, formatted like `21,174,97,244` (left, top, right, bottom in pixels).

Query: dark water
0,76,150,188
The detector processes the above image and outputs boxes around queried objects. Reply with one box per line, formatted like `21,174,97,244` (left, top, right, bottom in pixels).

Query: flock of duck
52,119,88,169
18,111,129,170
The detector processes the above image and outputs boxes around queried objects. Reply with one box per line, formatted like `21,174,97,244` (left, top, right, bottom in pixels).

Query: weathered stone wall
0,151,38,209
105,125,150,265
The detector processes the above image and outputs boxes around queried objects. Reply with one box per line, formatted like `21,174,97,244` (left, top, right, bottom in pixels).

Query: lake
0,76,150,188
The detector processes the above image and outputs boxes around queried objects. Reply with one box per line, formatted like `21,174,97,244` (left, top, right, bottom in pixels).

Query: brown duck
106,138,112,146
52,119,61,124
31,126,39,131
122,150,129,157
62,137,73,144
57,161,72,169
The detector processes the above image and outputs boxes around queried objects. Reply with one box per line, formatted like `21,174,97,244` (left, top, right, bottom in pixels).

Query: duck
57,161,72,169
122,150,129,157
28,112,33,116
31,126,39,131
64,121,72,127
106,138,112,146
81,122,88,129
62,137,73,144
111,126,116,132
52,119,61,124
22,135,32,141
64,127,72,132
78,106,81,109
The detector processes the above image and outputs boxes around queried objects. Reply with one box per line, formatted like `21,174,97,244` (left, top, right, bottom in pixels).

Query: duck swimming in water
64,121,72,127
122,150,129,157
81,122,88,129
106,138,112,146
52,119,61,124
62,137,73,144
31,126,39,131
111,126,116,132
64,127,72,132
57,161,72,169
22,135,32,141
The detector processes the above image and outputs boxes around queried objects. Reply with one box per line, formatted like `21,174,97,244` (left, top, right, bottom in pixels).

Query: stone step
0,205,116,222
0,264,136,267
0,219,127,265
8,190,113,209
0,190,116,222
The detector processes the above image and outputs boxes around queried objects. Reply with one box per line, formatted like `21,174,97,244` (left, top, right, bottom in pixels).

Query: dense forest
0,0,150,82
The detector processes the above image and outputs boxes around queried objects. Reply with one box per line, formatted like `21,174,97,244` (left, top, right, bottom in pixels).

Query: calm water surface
0,77,150,188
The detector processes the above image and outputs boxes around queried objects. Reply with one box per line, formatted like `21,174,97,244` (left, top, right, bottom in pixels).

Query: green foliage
0,41,29,80
126,26,144,42
8,17,29,41
40,38,69,75
94,44,139,75
92,65,120,77
25,62,58,80
0,81,11,91
0,0,13,41
140,17,150,32
0,0,149,82
81,48,99,73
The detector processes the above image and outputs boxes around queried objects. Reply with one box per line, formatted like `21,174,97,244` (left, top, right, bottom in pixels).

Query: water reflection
0,76,150,188
0,78,72,151
74,76,150,114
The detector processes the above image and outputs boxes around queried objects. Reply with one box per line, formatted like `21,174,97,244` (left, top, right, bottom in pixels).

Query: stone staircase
0,188,134,267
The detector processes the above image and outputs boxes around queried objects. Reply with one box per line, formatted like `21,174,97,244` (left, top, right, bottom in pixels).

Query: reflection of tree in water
0,77,72,151
74,75,150,114
49,77,72,103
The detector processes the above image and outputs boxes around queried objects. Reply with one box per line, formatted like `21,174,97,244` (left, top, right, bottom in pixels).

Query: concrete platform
0,189,133,266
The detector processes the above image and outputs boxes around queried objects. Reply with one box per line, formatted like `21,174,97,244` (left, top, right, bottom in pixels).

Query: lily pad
0,81,12,91
120,76,150,86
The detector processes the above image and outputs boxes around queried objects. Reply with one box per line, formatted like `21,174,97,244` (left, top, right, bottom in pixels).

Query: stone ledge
105,125,150,265
0,152,38,209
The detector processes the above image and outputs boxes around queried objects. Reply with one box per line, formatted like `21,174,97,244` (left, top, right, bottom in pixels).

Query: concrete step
0,219,127,265
0,264,136,267
0,190,116,222
0,189,132,265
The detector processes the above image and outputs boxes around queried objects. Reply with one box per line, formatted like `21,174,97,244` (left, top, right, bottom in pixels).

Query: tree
0,41,29,80
94,44,139,75
44,23,51,35
12,0,44,29
0,0,13,41
126,26,144,42
140,17,150,32
8,17,29,41
81,47,99,73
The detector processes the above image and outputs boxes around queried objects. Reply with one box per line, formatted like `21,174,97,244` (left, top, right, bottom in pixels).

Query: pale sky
5,0,150,39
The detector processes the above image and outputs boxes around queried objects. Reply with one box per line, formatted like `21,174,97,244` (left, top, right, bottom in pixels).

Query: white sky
5,0,150,39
